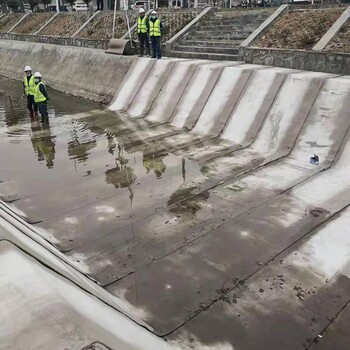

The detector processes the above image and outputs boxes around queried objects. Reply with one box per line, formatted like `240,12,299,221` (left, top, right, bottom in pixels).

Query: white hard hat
151,10,157,15
139,8,145,13
24,66,32,72
34,72,42,78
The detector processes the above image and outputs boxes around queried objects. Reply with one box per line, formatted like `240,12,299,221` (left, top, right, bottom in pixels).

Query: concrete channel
0,41,350,349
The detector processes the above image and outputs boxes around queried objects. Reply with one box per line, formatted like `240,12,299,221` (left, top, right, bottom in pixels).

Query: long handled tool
105,0,135,55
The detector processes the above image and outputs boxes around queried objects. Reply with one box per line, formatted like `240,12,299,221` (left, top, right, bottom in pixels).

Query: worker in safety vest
33,72,49,123
137,8,150,57
149,10,163,59
23,66,38,119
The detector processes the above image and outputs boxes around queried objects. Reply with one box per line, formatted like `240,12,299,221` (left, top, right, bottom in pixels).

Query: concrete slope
61,75,350,288
126,70,329,160
170,61,240,130
199,71,331,188
146,64,265,153
146,60,208,123
106,125,350,336
114,61,243,150
168,205,350,350
109,58,156,112
126,59,181,119
176,66,295,162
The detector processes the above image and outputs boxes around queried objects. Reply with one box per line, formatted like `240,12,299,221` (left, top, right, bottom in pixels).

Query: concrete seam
35,12,60,35
7,13,29,34
124,60,157,113
166,6,213,50
72,10,101,38
0,232,154,336
312,6,350,51
108,116,350,289
240,5,288,49
200,69,295,164
162,202,350,338
140,60,179,119
74,77,330,271
306,296,350,349
216,66,264,137
167,62,202,124
186,64,227,131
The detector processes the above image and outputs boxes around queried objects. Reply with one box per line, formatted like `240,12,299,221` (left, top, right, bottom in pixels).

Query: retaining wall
0,40,135,103
0,33,109,49
240,46,350,74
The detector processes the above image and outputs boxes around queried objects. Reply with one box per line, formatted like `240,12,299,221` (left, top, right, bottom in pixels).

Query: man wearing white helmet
137,8,150,57
23,66,38,119
33,72,49,123
149,10,163,59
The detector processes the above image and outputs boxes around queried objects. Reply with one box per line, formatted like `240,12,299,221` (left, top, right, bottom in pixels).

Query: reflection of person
149,11,163,59
105,145,137,189
33,72,49,124
30,119,56,169
23,66,38,119
143,151,167,179
137,8,150,57
106,131,116,155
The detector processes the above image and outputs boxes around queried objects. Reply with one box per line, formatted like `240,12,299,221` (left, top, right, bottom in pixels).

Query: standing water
0,77,204,250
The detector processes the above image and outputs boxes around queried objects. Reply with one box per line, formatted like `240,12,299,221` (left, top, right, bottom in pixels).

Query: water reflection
107,131,117,155
67,122,98,163
142,150,167,179
105,144,137,189
30,119,56,169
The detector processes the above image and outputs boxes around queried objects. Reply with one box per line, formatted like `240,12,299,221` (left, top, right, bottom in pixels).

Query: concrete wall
240,47,350,75
0,40,135,103
0,33,110,50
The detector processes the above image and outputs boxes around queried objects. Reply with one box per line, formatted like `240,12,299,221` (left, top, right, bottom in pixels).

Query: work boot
29,110,34,119
34,111,39,118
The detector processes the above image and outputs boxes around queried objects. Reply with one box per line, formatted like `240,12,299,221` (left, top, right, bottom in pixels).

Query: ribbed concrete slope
1,58,350,349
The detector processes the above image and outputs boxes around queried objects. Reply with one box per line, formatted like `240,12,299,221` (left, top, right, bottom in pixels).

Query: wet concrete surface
1,64,350,350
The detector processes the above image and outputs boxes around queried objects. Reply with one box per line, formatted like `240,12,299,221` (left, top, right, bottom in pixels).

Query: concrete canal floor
1,62,350,350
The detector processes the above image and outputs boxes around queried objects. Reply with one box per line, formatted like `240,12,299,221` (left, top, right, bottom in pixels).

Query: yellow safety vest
137,16,147,34
149,19,161,37
23,75,35,96
34,82,47,103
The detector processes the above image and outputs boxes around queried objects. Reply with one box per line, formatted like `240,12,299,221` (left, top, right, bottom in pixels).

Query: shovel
105,0,135,55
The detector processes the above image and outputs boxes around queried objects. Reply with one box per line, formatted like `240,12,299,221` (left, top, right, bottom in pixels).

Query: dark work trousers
150,36,161,59
27,94,38,114
97,0,104,10
138,32,150,56
37,101,49,122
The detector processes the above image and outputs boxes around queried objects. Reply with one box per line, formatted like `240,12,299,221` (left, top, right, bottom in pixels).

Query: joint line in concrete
34,12,60,35
72,10,101,38
240,5,288,49
313,6,350,51
7,13,29,34
165,6,213,50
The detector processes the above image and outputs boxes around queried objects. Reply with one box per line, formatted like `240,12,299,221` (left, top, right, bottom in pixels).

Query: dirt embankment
0,14,23,33
325,20,350,53
256,8,345,50
13,13,54,34
40,13,91,37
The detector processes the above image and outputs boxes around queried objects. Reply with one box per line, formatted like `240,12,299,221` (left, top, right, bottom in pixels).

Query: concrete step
185,33,247,41
179,39,243,47
169,50,239,61
173,44,239,55
196,24,257,31
203,17,269,24
193,28,254,36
